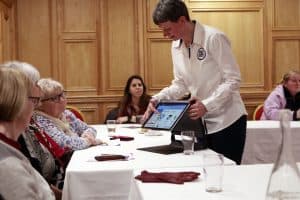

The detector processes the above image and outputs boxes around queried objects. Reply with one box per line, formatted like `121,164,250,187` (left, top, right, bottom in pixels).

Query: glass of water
181,130,195,155
106,120,117,136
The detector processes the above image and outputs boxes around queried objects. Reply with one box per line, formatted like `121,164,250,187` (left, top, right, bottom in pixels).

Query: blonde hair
37,78,64,100
281,70,300,84
0,67,28,121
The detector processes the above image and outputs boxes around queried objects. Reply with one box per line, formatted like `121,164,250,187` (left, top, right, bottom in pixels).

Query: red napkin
95,154,127,161
110,135,134,141
135,170,200,184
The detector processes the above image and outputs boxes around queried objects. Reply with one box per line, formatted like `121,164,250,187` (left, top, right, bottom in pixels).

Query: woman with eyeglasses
0,67,55,200
34,78,102,150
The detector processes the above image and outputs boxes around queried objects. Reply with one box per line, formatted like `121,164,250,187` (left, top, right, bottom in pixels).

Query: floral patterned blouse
33,110,97,150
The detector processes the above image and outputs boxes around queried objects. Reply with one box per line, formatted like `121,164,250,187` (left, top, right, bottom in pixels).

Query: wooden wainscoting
0,0,297,123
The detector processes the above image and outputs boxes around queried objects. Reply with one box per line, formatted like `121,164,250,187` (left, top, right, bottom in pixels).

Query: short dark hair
152,0,190,25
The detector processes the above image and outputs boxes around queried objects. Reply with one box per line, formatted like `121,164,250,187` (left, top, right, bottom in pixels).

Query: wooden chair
66,105,85,122
253,104,264,120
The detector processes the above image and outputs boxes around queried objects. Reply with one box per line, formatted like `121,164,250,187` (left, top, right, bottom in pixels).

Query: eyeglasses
41,91,66,103
28,96,41,107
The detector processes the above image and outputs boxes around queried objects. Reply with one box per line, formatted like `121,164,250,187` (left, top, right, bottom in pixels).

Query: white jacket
153,21,247,134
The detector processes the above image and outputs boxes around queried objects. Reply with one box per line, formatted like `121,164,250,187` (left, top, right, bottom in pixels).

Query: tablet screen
142,101,190,130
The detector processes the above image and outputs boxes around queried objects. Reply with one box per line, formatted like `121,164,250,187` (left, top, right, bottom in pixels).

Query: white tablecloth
130,164,274,200
62,124,235,200
242,120,300,164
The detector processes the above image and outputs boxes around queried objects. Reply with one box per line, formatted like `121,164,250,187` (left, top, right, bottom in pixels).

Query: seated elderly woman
34,78,102,150
0,67,55,199
261,70,300,120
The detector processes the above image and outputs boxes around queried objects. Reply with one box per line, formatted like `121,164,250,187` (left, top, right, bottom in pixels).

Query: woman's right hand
142,98,159,122
81,131,95,139
116,116,128,124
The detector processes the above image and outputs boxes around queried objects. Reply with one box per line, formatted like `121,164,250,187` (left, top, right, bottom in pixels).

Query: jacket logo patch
197,47,206,60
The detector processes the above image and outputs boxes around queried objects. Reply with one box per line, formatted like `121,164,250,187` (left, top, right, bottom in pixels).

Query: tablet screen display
142,101,190,130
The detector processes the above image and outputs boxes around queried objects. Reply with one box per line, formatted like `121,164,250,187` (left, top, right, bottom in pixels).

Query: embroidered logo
197,47,206,60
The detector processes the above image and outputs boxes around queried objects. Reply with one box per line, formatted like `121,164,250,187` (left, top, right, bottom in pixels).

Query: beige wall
1,0,300,123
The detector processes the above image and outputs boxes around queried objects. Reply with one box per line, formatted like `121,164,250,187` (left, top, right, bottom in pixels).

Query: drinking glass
203,153,224,193
181,130,195,155
106,120,117,136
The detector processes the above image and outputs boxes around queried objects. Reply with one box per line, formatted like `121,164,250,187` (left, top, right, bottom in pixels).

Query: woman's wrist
295,110,300,120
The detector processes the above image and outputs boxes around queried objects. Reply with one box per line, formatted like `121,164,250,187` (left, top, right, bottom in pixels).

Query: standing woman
0,67,54,199
117,75,151,123
145,0,247,164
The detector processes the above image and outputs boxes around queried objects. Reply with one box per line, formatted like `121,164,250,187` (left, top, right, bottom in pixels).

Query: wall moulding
187,1,264,10
188,0,263,2
67,95,122,104
272,0,300,29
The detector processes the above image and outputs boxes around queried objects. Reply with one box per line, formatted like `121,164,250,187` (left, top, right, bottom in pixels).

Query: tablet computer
142,100,190,130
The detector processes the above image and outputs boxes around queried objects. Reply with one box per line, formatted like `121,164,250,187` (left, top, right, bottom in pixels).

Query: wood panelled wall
0,0,15,62
1,0,300,124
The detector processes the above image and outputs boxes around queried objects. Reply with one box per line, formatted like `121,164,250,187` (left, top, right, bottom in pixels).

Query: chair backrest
66,105,85,122
104,107,119,123
253,104,264,120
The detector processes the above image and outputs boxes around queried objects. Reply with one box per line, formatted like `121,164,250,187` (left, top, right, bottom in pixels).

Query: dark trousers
206,115,247,165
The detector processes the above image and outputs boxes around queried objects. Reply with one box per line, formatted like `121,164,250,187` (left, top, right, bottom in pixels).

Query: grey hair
37,78,64,100
3,61,40,83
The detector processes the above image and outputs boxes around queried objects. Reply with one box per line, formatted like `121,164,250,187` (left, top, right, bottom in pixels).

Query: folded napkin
135,170,200,184
95,154,127,161
109,135,134,141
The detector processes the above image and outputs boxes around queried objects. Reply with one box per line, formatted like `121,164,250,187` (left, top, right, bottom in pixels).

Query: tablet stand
138,112,207,154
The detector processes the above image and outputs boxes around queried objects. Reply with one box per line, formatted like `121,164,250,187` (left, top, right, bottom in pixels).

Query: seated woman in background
116,75,151,123
0,67,55,199
34,78,103,150
261,70,300,120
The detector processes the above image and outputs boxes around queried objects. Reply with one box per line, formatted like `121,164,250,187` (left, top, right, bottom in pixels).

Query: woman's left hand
82,132,95,139
94,138,107,146
188,98,207,120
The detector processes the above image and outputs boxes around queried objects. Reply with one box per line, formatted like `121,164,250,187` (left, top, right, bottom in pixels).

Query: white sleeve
202,33,241,112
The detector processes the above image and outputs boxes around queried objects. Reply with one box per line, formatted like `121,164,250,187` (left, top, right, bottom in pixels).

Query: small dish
144,130,163,136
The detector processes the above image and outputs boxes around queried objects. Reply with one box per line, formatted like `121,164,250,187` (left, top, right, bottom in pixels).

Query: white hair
37,78,64,99
3,61,40,83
